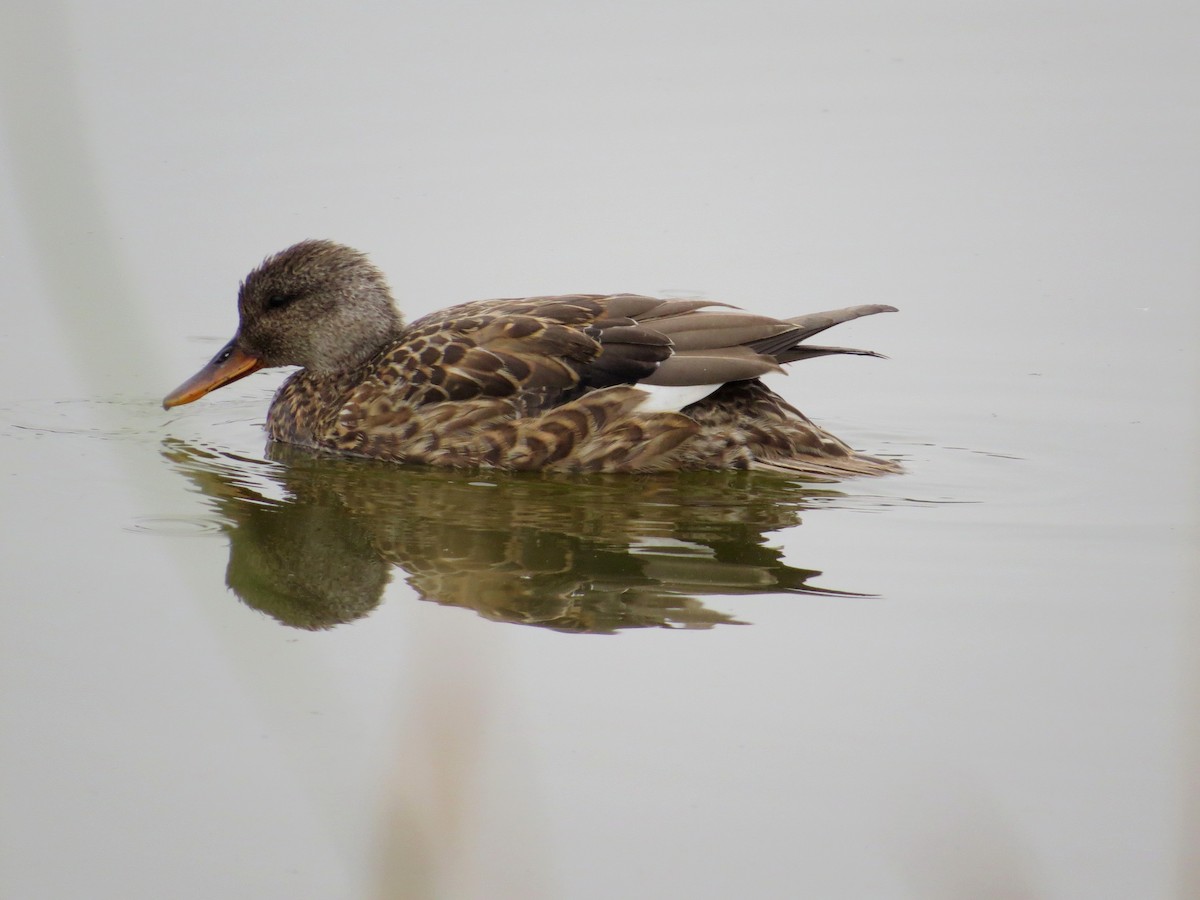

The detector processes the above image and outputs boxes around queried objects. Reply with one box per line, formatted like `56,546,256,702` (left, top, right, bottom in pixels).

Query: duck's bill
162,339,264,409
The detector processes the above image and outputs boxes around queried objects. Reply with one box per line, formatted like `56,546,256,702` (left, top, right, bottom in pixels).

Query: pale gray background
2,1,1198,898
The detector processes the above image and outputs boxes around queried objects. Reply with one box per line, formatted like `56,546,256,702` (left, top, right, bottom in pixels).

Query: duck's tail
746,304,897,364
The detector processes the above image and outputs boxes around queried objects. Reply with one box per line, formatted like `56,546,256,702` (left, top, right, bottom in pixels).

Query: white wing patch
634,383,723,413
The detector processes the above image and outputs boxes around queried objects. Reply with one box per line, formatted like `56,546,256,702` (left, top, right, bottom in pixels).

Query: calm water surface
2,3,1198,899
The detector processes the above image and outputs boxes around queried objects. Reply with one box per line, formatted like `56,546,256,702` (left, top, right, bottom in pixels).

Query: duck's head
163,240,405,409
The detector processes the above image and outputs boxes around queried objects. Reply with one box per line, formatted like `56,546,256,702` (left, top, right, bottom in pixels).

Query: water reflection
162,439,875,633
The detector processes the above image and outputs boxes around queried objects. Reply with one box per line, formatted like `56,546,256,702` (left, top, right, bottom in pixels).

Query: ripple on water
125,515,225,537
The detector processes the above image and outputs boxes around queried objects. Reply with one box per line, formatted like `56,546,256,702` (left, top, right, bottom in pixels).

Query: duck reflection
162,439,871,633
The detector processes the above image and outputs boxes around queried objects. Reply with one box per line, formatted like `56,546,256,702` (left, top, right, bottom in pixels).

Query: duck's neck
334,319,406,373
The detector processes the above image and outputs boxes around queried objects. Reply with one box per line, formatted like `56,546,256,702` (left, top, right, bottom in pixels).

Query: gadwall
164,241,899,476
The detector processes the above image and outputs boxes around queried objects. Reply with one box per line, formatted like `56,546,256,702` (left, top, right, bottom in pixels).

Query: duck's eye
265,290,304,310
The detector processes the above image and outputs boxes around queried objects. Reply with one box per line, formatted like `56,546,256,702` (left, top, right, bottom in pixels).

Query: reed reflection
162,439,871,633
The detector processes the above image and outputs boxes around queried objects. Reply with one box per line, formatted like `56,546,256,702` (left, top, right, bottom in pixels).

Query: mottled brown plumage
163,240,900,476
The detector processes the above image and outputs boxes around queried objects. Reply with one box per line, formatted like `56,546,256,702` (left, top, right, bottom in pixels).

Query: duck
163,240,900,476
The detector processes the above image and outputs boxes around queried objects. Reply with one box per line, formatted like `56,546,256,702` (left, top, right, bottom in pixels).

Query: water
2,2,1198,898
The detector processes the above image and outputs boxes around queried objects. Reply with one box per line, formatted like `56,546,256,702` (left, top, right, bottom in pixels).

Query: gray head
236,240,405,374
162,241,406,409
